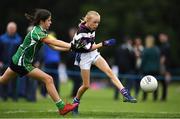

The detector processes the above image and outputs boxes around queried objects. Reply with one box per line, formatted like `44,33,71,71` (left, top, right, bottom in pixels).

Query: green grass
0,81,180,118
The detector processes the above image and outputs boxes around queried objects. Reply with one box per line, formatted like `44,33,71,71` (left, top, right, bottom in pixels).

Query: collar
79,23,95,32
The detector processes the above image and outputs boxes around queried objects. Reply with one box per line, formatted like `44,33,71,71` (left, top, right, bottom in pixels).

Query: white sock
55,99,62,104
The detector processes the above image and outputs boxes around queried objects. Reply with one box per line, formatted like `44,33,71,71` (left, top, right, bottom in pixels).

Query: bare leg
27,68,60,102
94,56,137,103
76,69,90,99
94,56,124,90
0,67,17,84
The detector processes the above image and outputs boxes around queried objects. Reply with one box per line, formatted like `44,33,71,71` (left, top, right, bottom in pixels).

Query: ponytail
25,9,51,26
78,17,86,27
25,13,34,22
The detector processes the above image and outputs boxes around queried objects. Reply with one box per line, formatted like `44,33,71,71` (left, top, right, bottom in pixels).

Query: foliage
0,0,180,64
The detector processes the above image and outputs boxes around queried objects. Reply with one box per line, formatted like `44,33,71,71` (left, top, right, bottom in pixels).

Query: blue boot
72,97,80,115
120,88,137,103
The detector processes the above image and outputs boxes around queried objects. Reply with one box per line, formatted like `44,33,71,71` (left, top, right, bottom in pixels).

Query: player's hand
70,43,76,51
75,40,86,49
70,40,86,51
102,38,116,46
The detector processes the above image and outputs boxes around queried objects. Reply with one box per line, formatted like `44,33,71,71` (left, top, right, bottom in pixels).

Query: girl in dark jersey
0,9,78,115
71,11,137,115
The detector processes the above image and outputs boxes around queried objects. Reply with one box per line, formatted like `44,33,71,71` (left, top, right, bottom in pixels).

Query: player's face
43,16,52,30
87,15,100,31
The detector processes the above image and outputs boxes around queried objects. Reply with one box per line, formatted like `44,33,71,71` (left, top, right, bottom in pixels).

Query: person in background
0,21,21,101
41,31,61,97
133,37,144,98
140,35,160,101
0,30,4,99
26,25,41,102
115,36,136,100
17,25,40,102
158,33,172,101
66,27,82,98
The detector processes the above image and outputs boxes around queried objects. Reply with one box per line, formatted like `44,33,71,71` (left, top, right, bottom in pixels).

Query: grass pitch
0,81,180,118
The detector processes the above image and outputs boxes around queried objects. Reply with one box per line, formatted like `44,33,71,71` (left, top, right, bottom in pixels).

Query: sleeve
33,30,48,41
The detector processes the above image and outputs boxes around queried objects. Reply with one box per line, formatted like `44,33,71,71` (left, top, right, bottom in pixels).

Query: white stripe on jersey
35,29,40,40
30,28,38,62
73,32,95,40
18,27,37,66
84,43,92,50
71,31,95,48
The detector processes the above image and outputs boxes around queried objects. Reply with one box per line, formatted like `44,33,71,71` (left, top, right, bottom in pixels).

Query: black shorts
9,60,29,77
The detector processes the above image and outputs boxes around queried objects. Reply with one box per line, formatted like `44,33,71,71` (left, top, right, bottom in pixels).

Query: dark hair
25,9,51,26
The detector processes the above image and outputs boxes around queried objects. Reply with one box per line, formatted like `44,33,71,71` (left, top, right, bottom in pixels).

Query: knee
0,76,7,84
44,75,54,84
0,76,2,84
82,85,90,90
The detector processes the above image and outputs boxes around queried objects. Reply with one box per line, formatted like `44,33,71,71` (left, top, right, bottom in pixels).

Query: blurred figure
58,62,68,83
41,31,61,97
140,35,160,101
158,33,172,101
115,36,136,100
26,25,39,102
17,25,39,102
133,37,144,98
66,27,82,97
0,36,4,99
0,21,22,101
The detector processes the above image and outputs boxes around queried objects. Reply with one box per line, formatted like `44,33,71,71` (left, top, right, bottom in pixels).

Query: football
140,75,158,92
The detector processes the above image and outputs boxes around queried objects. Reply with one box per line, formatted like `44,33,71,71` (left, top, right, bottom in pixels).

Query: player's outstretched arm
48,44,70,51
91,42,103,50
42,36,71,49
91,38,116,51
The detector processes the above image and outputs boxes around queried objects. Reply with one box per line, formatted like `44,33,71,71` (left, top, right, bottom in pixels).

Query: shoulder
77,27,89,34
31,26,42,34
77,24,95,35
0,33,8,42
76,28,95,38
30,26,47,40
154,46,160,51
31,26,46,34
15,33,22,39
14,33,22,43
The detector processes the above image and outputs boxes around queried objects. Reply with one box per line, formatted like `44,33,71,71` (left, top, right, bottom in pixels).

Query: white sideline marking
4,109,56,114
4,110,180,115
